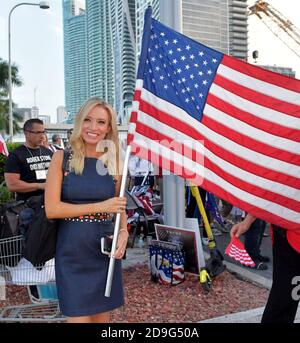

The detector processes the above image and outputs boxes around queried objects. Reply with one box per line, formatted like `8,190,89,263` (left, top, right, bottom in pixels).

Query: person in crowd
128,155,155,189
51,134,63,151
45,97,128,323
244,218,270,270
186,187,221,246
231,214,300,323
4,118,53,201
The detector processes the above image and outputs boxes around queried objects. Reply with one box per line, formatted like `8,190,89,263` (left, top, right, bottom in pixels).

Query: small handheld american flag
225,237,255,267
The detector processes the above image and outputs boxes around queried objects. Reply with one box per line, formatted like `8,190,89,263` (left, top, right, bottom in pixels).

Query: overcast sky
0,0,299,123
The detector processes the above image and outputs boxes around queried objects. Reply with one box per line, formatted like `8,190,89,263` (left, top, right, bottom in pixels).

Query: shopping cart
0,235,65,322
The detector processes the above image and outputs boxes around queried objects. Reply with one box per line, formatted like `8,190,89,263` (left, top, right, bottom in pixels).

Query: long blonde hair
69,97,121,175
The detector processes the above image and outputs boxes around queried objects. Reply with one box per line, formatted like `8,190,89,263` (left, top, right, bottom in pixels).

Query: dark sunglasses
25,130,47,135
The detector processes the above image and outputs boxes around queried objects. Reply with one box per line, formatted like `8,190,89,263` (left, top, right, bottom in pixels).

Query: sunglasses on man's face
25,130,47,135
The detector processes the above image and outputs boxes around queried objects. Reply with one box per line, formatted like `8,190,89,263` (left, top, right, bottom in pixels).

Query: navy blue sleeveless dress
55,158,124,317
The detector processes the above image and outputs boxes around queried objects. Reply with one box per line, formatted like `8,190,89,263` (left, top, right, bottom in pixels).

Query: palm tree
0,99,23,135
0,58,22,92
0,58,23,135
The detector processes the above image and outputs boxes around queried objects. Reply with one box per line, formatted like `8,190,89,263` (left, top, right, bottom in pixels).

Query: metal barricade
0,235,65,322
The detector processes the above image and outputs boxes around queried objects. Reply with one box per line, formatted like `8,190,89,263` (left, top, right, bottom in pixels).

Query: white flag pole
104,145,131,297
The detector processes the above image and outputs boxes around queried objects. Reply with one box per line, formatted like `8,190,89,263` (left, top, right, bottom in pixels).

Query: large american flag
128,8,300,230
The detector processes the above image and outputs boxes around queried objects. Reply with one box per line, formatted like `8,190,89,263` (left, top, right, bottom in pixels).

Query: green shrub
0,142,21,202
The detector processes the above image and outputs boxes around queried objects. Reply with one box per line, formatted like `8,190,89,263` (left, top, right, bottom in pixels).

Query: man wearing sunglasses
4,119,53,201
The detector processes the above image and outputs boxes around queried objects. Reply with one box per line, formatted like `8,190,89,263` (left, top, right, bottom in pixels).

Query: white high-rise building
57,106,68,123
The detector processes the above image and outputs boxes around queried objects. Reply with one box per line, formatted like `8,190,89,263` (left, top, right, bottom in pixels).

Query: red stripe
207,93,300,143
131,142,300,230
134,121,300,213
138,98,300,189
201,114,300,166
214,74,300,119
133,90,141,101
221,55,300,93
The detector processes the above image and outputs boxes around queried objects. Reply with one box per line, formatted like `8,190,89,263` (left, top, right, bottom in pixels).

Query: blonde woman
45,97,128,323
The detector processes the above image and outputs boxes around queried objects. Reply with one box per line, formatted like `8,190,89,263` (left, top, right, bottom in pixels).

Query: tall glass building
229,0,248,60
63,0,248,124
63,0,88,122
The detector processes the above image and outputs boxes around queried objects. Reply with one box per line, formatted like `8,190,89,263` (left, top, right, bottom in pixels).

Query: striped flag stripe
214,74,300,119
134,120,300,212
221,55,300,95
207,93,300,143
131,134,300,226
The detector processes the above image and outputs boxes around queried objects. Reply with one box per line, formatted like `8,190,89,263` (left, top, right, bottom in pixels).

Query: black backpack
0,200,29,266
22,150,71,266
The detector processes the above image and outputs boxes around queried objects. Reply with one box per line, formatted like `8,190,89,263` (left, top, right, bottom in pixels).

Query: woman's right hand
100,197,127,213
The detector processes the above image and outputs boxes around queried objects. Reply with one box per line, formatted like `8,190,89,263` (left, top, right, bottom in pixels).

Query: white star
186,45,191,50
152,78,155,83
181,89,186,93
198,71,203,76
146,59,149,64
185,98,189,103
196,105,200,110
191,96,195,101
180,55,186,61
212,58,217,63
159,54,163,59
203,60,208,66
160,32,165,37
172,59,177,64
163,84,168,89
194,63,199,67
185,65,190,70
190,74,194,79
164,40,169,45
163,63,167,68
151,57,156,62
207,70,212,75
150,35,154,40
149,69,152,74
168,49,173,55
173,39,178,44
148,48,151,52
159,75,164,80
199,93,203,98
190,54,195,59
177,68,182,74
155,66,160,71
202,80,207,85
177,47,182,52
186,87,190,91
194,83,199,88
181,77,186,83
199,51,204,57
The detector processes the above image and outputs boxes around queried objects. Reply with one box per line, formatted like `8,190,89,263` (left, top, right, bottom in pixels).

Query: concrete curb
199,306,265,323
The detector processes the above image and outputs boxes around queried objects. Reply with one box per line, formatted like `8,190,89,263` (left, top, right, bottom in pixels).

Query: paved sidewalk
200,307,300,323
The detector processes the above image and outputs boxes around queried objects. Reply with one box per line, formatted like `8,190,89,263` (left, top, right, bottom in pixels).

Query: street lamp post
8,1,50,142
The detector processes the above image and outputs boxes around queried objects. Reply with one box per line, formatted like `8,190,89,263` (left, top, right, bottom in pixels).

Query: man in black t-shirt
4,118,53,201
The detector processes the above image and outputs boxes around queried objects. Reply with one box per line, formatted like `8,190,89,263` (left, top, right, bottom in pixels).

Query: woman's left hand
113,229,129,259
